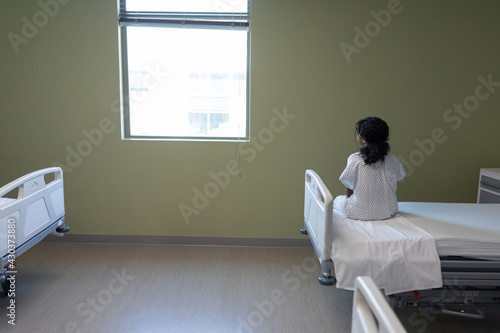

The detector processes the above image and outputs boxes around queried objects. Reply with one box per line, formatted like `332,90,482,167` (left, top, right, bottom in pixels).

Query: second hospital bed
0,167,70,293
302,169,500,318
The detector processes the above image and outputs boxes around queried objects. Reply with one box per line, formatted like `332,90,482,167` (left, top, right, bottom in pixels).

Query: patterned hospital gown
334,152,405,220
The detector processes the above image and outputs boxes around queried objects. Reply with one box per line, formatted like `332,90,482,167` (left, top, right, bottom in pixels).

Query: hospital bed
0,167,69,293
302,169,500,318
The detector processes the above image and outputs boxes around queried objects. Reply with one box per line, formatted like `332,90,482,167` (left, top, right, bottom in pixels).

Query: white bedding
331,209,443,295
0,198,14,207
398,202,500,260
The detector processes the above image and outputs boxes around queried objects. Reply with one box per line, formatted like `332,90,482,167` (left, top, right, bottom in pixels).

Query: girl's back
341,152,404,220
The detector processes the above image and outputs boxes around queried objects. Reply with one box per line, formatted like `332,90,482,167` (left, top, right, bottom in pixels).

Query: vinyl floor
0,243,498,333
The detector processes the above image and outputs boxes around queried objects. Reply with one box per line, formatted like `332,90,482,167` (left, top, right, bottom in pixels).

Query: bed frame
0,167,69,293
302,169,500,319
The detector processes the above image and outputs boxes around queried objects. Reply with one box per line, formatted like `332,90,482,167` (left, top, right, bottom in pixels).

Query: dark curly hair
355,117,390,165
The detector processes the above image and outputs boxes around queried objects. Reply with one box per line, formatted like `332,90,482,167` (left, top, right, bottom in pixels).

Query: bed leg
318,260,337,286
56,225,70,233
318,260,336,286
300,220,308,235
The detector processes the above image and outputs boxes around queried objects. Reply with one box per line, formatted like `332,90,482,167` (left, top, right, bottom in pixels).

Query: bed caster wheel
319,275,336,286
300,228,308,235
56,225,70,233
1,275,10,294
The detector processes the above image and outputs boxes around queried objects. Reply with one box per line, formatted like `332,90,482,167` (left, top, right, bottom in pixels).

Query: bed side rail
0,167,63,199
352,276,407,333
0,167,65,255
304,169,333,262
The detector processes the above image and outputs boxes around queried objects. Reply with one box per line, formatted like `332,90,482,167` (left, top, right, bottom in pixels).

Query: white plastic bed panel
352,277,406,333
0,210,18,254
24,198,50,237
304,170,333,262
0,168,65,257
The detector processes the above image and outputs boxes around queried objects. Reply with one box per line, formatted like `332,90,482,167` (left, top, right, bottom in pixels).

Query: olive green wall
1,0,499,238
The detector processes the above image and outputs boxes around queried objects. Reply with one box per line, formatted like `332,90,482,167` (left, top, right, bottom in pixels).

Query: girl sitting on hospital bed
333,117,406,221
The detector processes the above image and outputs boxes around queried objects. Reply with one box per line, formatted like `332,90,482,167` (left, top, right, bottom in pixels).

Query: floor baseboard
43,234,313,248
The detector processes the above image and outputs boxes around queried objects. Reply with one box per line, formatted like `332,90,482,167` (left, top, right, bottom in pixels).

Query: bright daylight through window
119,0,250,141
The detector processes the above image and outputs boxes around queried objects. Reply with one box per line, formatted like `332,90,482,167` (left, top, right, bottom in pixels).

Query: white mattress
398,202,500,260
0,198,14,206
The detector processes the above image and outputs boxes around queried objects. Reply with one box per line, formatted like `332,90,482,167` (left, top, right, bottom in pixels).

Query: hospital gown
334,152,405,220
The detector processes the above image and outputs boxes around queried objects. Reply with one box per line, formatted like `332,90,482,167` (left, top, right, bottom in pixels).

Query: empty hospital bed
0,167,69,293
302,169,500,318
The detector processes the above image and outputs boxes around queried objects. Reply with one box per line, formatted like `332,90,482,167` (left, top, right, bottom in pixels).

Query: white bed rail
352,277,407,333
304,169,333,263
0,167,65,257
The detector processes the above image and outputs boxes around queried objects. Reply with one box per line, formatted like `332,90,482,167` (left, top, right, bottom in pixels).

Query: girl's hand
346,188,353,198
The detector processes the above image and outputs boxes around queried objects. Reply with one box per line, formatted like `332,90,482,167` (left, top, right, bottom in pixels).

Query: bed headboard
304,169,333,262
0,167,65,254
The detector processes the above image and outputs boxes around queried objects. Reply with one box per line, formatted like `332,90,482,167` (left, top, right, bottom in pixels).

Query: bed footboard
302,169,336,285
0,167,69,277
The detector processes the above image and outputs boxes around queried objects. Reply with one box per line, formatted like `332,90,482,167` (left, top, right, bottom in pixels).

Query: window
119,0,250,141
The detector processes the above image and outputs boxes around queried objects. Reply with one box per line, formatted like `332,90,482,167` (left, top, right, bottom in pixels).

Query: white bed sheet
0,198,14,207
398,202,500,260
330,209,442,295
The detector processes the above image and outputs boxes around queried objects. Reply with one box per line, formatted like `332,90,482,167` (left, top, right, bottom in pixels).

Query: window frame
118,0,251,142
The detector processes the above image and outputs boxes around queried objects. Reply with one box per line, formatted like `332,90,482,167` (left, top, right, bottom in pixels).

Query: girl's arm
340,154,360,195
